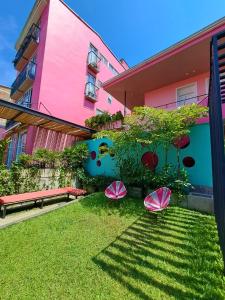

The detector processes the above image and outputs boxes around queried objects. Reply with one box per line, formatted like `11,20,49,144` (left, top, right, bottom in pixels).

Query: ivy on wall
0,143,89,196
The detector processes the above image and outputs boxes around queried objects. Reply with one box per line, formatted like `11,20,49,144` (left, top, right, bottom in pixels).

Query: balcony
10,61,36,100
87,51,100,73
85,82,99,102
153,94,208,110
13,24,40,72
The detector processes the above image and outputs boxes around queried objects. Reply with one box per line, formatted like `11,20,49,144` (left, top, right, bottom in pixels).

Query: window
100,53,108,66
89,43,98,54
107,95,112,104
17,88,32,108
88,44,99,66
6,138,14,168
16,132,27,160
87,73,96,85
109,63,119,75
30,55,37,63
176,83,197,106
96,109,104,115
86,73,97,98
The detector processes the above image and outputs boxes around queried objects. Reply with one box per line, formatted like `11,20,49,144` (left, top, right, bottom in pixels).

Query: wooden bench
0,187,87,218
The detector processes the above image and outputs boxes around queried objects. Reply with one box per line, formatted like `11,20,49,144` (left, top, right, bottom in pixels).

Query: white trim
103,16,225,87
96,109,104,115
176,82,197,107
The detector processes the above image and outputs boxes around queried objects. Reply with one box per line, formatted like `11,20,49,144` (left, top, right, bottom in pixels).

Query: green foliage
85,110,124,129
62,143,89,171
90,175,117,190
94,104,208,195
0,165,14,195
0,143,89,196
10,161,41,194
17,153,33,167
33,149,60,168
0,139,9,164
149,165,192,195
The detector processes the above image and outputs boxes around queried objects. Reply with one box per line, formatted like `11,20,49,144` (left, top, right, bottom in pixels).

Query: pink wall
32,0,126,127
25,4,50,153
144,72,209,108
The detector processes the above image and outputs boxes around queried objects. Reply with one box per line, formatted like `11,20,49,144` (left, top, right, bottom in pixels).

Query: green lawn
0,193,224,300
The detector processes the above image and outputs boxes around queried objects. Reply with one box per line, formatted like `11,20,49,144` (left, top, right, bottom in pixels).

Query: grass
0,192,225,300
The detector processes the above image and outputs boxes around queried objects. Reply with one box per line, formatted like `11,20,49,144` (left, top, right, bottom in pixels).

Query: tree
94,104,208,188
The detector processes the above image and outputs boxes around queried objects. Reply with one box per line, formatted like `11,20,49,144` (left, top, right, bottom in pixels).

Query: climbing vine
0,143,89,196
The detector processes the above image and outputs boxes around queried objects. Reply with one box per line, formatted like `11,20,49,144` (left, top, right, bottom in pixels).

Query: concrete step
181,194,214,214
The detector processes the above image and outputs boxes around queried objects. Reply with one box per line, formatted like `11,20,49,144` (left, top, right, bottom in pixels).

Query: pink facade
144,72,209,108
6,0,129,162
32,0,127,123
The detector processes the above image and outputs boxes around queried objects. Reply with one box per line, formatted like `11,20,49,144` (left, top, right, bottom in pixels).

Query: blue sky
1,0,225,86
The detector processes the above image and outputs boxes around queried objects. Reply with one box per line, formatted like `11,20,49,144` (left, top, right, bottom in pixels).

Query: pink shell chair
105,181,127,200
144,187,171,212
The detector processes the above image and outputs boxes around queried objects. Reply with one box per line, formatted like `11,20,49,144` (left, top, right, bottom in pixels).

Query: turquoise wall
85,137,118,177
85,123,212,188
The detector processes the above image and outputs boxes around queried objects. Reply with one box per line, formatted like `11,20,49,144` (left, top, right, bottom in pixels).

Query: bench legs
40,199,44,209
1,205,6,219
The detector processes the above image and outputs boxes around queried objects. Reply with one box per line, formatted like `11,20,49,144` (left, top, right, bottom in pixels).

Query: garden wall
84,123,212,190
29,169,75,190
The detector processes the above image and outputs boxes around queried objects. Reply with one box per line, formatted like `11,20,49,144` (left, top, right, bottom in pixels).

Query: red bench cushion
0,187,87,205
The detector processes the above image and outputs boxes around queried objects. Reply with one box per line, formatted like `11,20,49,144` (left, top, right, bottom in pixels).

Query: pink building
6,0,128,166
104,17,225,115
101,17,225,191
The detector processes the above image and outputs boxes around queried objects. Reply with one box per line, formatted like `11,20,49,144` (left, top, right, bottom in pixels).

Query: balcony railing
13,24,40,71
10,61,36,100
153,93,208,110
87,51,100,73
85,82,99,102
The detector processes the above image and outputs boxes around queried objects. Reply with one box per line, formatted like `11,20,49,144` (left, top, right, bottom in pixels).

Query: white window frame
100,53,108,66
107,95,112,104
16,131,27,160
176,82,197,107
96,109,104,115
89,43,98,54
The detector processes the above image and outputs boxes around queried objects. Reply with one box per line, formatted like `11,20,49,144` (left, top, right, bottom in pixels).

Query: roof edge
103,16,225,88
16,0,48,50
58,0,127,70
15,0,127,70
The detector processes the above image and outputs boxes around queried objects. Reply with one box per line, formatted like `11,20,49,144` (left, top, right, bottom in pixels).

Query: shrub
0,165,14,196
33,149,60,168
85,111,123,129
62,143,89,171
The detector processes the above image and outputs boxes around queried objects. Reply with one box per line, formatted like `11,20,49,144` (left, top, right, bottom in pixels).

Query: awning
0,99,95,138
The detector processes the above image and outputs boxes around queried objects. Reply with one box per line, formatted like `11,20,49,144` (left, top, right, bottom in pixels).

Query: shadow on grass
92,206,224,300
